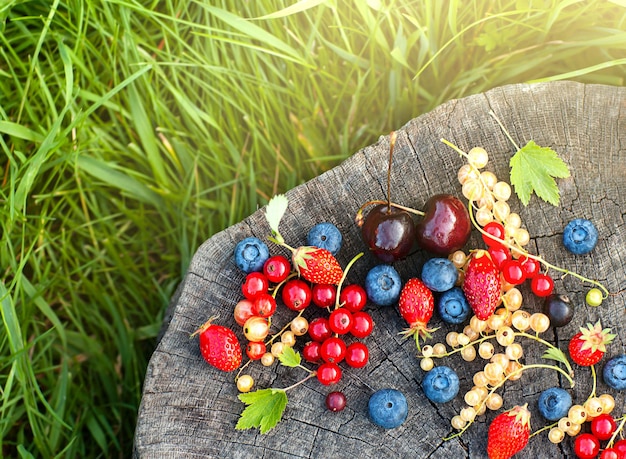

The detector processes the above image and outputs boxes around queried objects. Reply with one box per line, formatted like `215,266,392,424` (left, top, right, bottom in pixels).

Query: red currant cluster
568,409,626,459
233,251,374,392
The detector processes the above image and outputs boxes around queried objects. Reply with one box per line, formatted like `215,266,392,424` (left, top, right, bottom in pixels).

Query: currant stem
488,110,520,151
607,414,626,448
334,252,364,309
281,372,317,392
266,310,304,346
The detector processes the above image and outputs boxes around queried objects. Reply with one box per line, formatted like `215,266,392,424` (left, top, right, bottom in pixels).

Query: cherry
328,308,353,335
242,272,269,300
339,284,367,312
325,391,347,412
312,284,336,308
252,292,277,318
501,259,526,285
245,341,266,360
308,317,333,342
591,413,617,440
263,255,291,283
302,341,322,363
281,279,312,311
361,203,416,262
531,273,554,297
482,221,506,248
574,433,600,459
317,362,342,385
320,336,347,363
415,193,471,255
345,342,369,368
350,311,374,338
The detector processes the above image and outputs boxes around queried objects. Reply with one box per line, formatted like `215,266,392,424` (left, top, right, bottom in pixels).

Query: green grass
0,0,624,456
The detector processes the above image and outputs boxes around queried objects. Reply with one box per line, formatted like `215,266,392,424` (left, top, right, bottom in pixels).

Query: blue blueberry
307,222,342,255
233,237,270,273
437,287,470,325
368,388,408,429
365,264,402,306
421,258,458,292
603,354,626,390
563,218,598,255
422,365,459,403
537,387,572,421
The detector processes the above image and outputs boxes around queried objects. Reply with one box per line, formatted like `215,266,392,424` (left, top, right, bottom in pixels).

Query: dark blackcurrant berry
325,391,347,412
543,294,574,327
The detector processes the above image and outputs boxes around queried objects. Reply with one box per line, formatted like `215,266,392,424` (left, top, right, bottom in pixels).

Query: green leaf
542,346,573,376
236,388,288,434
277,346,301,367
509,140,570,206
265,194,288,238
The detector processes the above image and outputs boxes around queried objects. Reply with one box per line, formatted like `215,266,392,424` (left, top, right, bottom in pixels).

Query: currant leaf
236,388,288,434
265,194,289,243
509,140,570,206
277,346,301,368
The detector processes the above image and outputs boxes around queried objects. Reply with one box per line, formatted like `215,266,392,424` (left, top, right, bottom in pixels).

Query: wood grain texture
134,82,626,459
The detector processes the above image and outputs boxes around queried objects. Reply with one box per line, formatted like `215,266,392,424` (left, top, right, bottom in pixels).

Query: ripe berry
563,218,598,255
325,391,347,412
368,389,408,429
282,279,312,311
364,264,402,306
531,273,554,297
501,259,526,285
600,448,619,459
328,308,353,334
345,342,369,368
302,341,321,363
614,439,626,457
543,294,574,327
242,272,269,300
586,287,604,307
243,316,270,342
574,433,600,459
307,222,343,255
233,299,255,326
591,413,616,440
245,341,267,360
437,287,470,324
350,311,374,338
263,255,291,283
312,284,336,308
421,257,458,292
320,336,347,363
482,221,506,248
518,255,540,279
488,246,511,270
603,354,626,390
236,374,254,393
422,365,459,403
234,236,270,273
252,292,277,318
537,387,572,421
339,284,367,312
290,316,309,336
308,317,332,342
316,362,342,385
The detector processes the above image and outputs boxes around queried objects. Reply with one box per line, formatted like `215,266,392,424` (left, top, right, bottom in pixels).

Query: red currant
591,413,617,440
574,433,600,459
281,279,312,311
350,311,374,338
233,299,255,326
488,246,511,269
345,342,369,368
241,272,269,300
325,391,347,412
302,341,322,363
263,255,291,283
519,255,540,279
320,337,347,363
316,362,342,385
312,284,337,308
252,292,277,318
245,341,266,360
339,284,367,312
600,448,619,459
501,259,526,285
531,273,554,297
308,317,333,342
482,221,506,248
328,308,353,335
614,439,626,455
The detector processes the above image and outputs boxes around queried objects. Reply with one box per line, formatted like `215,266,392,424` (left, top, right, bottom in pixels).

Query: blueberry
233,237,270,273
422,365,459,403
537,387,572,421
365,264,402,306
368,388,408,429
307,222,342,255
603,354,626,390
421,258,458,292
437,287,470,324
563,218,598,255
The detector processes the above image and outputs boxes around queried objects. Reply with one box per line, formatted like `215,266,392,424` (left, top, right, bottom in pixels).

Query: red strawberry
487,404,531,459
462,250,501,320
398,277,435,347
193,318,242,372
568,321,615,367
292,246,343,285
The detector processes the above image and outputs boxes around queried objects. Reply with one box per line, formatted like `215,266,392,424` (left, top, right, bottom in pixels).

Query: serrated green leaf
542,346,573,376
236,388,288,434
265,194,288,237
509,140,570,206
277,346,301,367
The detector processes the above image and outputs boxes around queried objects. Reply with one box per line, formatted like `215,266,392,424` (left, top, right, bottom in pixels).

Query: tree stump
134,82,626,458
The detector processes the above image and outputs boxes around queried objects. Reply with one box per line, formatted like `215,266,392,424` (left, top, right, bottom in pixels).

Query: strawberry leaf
265,194,288,242
542,346,573,376
236,388,288,434
277,346,301,368
509,140,570,206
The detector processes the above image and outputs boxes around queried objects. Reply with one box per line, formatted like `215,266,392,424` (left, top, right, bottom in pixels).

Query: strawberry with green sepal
568,320,615,367
487,404,531,459
462,250,501,320
398,277,436,348
192,317,242,372
265,195,343,285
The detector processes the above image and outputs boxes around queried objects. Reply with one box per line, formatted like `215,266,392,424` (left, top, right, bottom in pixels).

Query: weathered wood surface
134,82,626,458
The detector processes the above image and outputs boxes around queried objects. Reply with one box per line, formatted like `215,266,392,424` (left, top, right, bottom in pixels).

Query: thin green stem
488,110,520,151
334,252,364,309
282,372,316,392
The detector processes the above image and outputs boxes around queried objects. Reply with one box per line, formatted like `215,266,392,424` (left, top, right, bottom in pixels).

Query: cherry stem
387,131,397,211
355,199,425,220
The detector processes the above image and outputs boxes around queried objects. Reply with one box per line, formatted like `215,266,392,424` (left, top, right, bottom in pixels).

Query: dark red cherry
415,194,471,255
361,204,416,262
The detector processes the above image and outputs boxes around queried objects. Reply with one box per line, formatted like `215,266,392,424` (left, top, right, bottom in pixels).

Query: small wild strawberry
462,250,501,320
193,318,242,372
568,321,615,367
398,277,435,347
487,404,531,459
